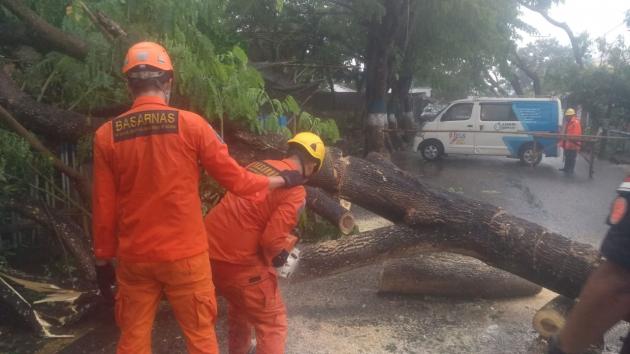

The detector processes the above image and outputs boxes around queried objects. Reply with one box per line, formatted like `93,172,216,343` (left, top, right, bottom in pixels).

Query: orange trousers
115,252,218,354
211,261,287,354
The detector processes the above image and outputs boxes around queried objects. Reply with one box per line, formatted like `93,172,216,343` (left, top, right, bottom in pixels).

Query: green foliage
570,38,630,129
297,113,341,145
297,208,342,242
9,0,338,140
515,38,582,95
0,128,53,198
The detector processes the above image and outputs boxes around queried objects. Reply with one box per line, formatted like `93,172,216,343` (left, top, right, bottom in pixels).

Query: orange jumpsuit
205,159,305,354
92,95,269,354
560,116,582,151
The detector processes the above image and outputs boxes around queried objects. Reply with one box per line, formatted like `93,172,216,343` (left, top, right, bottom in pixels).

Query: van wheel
419,140,443,161
519,143,543,166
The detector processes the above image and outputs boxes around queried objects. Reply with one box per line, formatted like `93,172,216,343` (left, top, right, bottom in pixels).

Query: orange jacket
561,116,582,151
205,159,305,266
92,96,269,263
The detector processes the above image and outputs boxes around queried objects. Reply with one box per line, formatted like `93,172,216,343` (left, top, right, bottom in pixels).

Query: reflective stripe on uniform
247,161,280,177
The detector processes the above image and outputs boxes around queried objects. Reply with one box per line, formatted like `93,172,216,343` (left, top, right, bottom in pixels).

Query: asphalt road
9,152,630,354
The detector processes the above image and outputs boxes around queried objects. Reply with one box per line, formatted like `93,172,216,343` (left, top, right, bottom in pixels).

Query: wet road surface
392,152,630,246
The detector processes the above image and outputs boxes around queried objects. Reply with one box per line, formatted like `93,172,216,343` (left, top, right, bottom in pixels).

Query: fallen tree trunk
532,295,576,338
0,105,91,201
378,253,542,298
295,225,449,281
0,0,89,60
301,147,602,298
305,186,355,235
0,70,103,142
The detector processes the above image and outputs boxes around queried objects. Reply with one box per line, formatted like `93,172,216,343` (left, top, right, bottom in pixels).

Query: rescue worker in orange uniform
205,132,326,354
92,42,305,354
559,108,582,174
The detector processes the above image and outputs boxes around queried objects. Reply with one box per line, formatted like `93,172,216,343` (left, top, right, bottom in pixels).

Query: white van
414,97,563,165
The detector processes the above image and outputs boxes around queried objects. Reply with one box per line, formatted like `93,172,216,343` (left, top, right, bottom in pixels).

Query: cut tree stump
532,295,576,338
306,186,355,235
378,253,542,298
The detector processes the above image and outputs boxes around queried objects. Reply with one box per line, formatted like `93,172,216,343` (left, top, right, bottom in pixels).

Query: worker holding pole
91,41,306,354
559,108,582,174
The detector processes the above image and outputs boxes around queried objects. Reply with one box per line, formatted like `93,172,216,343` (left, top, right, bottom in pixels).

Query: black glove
547,336,567,354
272,250,290,267
278,170,306,188
96,262,116,305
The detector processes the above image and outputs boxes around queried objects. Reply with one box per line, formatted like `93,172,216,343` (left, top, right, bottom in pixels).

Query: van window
441,103,473,122
480,103,518,121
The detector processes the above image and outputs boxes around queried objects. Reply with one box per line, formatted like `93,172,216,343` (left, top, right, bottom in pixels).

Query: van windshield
441,103,473,122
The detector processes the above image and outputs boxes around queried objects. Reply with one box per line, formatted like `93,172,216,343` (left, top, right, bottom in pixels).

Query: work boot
558,168,566,172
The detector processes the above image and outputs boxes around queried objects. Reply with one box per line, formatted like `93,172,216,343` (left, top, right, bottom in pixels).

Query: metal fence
603,130,630,163
0,143,82,255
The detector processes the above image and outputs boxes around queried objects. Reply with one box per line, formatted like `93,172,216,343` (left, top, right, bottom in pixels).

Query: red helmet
122,42,173,74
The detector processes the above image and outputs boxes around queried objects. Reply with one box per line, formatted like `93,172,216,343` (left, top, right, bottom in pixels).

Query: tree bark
378,253,542,298
0,70,104,143
0,0,89,60
532,295,575,338
305,147,602,298
305,186,355,235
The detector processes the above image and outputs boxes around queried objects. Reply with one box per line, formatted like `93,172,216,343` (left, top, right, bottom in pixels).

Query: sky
518,0,630,47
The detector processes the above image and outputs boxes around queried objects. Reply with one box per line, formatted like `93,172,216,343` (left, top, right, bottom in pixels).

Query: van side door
475,102,523,156
438,102,476,154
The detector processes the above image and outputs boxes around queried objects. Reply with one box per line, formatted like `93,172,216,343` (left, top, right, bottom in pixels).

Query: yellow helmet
287,132,326,172
565,108,576,116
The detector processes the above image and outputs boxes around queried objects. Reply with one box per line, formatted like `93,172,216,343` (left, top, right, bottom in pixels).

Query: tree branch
483,71,509,96
0,104,91,201
0,0,89,60
520,2,584,68
0,70,104,142
77,1,129,44
511,52,542,95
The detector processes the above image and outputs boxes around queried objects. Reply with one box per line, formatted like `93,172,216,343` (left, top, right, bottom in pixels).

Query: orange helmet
122,42,173,74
